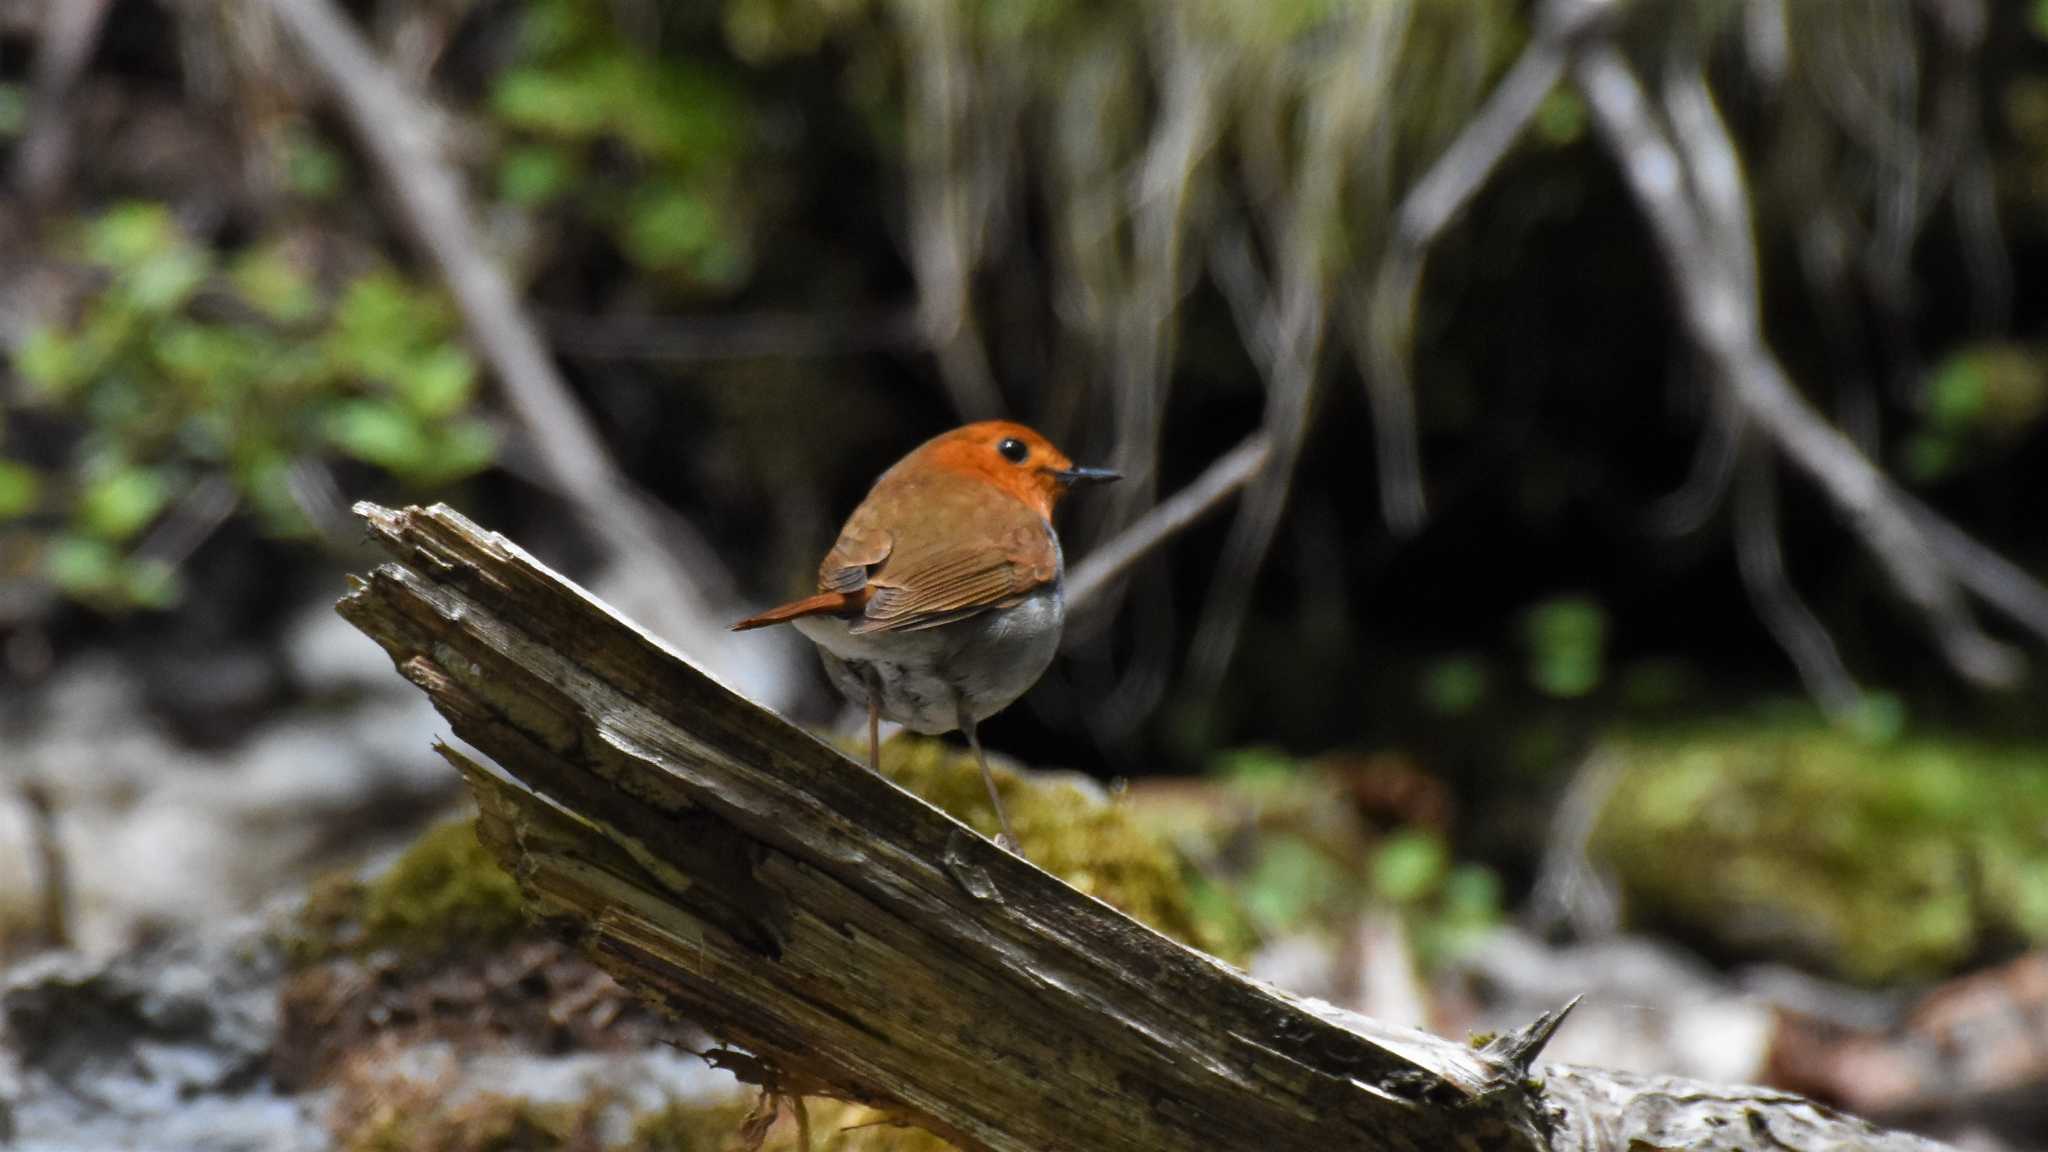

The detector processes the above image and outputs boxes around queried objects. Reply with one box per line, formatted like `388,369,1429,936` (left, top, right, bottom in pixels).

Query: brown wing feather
817,513,893,594
836,476,1058,635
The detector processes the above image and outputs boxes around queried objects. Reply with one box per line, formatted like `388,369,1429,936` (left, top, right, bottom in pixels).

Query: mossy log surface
337,502,1950,1152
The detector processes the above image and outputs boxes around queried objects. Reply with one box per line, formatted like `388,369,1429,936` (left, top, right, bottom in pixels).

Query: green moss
873,736,1225,957
287,819,527,966
1592,718,2048,983
282,869,372,967
628,1099,761,1152
360,821,529,959
666,1098,958,1152
337,1088,598,1152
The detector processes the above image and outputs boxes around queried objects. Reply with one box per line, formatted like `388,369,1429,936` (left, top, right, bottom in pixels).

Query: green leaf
492,66,613,137
1372,831,1448,905
45,535,122,598
1242,836,1343,931
0,83,26,139
1440,864,1503,923
1848,691,1907,745
1523,595,1608,699
518,0,590,55
281,122,346,199
622,186,717,271
0,459,41,519
79,467,171,540
497,145,576,206
408,418,499,486
1904,431,1958,482
15,328,80,396
85,202,177,267
329,272,454,383
1534,89,1585,146
1421,655,1488,716
123,247,211,315
240,450,314,539
1211,746,1300,790
400,345,478,419
2033,0,2048,40
1928,355,1988,430
324,398,430,470
229,244,321,324
123,556,182,609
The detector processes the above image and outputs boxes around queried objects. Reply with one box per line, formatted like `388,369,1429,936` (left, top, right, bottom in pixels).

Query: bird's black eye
997,437,1030,464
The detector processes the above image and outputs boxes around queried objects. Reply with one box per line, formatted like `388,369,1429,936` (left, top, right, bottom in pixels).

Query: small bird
732,421,1119,849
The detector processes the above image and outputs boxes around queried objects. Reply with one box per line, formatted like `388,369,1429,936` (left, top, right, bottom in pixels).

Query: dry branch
338,500,1952,1152
1567,27,2036,691
1066,433,1270,614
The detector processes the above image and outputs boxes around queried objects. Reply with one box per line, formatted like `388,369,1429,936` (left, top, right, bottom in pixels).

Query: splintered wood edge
342,502,1954,1152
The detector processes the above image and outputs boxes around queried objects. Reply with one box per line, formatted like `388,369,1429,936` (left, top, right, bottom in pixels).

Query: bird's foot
994,832,1017,853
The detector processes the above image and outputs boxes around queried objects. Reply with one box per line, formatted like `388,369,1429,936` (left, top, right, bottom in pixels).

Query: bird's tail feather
730,590,864,631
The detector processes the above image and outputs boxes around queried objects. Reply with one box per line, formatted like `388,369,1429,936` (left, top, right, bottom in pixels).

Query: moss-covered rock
285,819,527,965
872,736,1225,957
338,1090,598,1152
1592,718,2048,983
634,1097,958,1152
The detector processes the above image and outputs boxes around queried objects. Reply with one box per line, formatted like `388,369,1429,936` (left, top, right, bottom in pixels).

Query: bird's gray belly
795,584,1065,734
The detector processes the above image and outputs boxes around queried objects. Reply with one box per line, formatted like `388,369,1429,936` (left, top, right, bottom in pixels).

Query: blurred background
3,0,2048,1149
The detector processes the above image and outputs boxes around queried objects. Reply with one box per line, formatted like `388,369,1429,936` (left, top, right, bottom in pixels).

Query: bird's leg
955,696,1017,852
860,664,884,774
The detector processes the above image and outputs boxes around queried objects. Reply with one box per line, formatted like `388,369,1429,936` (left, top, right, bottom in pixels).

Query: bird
731,421,1120,850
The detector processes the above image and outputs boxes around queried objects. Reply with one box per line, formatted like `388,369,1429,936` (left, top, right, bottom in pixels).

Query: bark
337,500,1951,1152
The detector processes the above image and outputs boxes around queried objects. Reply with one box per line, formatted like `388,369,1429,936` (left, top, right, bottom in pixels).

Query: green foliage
1520,595,1608,699
0,83,25,139
360,820,530,960
1420,654,1489,717
876,736,1225,954
0,459,41,520
1195,747,1502,969
1593,716,2048,983
287,820,528,966
3,202,496,610
491,0,755,290
1905,343,2048,482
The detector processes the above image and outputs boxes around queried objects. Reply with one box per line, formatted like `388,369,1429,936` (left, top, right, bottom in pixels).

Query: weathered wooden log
337,501,1948,1152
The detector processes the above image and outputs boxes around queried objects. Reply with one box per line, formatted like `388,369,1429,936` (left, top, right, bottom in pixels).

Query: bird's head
908,421,1121,518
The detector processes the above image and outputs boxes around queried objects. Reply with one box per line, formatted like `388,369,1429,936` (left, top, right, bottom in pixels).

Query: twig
12,0,114,205
1643,361,1741,537
1568,27,2026,689
1733,448,1864,722
262,0,616,508
134,474,241,572
260,0,758,658
1526,749,1623,940
1103,6,1225,530
1188,6,1413,699
896,0,1006,420
1359,13,1572,535
1066,433,1269,614
20,777,71,952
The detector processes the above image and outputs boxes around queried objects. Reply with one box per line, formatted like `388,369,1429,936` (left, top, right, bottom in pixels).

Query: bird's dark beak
1049,465,1122,486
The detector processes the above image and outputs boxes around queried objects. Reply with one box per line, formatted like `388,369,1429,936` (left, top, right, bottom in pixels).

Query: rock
0,602,459,956
1448,927,1781,1086
1589,721,2048,984
0,918,329,1152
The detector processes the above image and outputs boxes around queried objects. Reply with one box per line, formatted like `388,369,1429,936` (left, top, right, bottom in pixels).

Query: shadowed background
3,2,2048,1149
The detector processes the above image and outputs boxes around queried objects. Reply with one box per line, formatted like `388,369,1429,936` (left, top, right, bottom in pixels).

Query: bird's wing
817,512,892,595
832,481,1058,635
